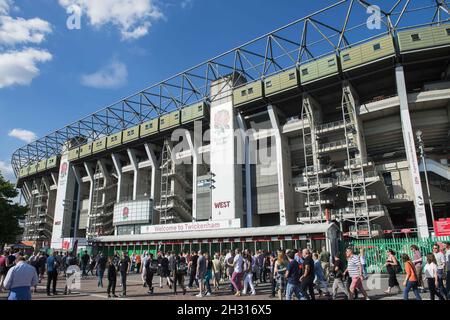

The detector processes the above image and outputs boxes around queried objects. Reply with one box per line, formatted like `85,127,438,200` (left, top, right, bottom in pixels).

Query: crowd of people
0,242,449,301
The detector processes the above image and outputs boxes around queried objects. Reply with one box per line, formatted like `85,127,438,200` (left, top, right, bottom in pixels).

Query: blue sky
0,0,437,182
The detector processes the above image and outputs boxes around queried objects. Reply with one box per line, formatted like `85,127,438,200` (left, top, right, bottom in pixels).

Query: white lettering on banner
140,219,241,234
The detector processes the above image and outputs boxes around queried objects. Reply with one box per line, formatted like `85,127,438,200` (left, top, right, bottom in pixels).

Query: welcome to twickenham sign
140,219,241,234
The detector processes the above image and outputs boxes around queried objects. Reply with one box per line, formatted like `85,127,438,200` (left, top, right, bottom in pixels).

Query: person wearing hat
3,255,38,300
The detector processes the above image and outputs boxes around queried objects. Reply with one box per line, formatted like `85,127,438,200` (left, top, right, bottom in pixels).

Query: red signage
62,241,70,250
434,218,450,237
214,201,231,209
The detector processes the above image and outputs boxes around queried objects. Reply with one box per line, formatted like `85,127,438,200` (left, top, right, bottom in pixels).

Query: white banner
140,219,241,234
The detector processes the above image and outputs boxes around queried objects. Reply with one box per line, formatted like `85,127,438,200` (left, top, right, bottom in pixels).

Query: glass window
248,87,254,95
198,105,203,111
241,90,247,97
373,43,381,51
446,28,450,36
328,59,336,67
288,72,296,80
301,68,309,76
343,54,351,61
411,34,420,42
161,119,165,124
266,80,272,88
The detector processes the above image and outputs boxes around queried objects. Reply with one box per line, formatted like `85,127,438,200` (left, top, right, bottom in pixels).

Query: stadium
11,0,450,256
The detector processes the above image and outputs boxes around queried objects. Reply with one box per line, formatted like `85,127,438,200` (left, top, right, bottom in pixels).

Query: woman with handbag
384,249,401,294
401,254,421,300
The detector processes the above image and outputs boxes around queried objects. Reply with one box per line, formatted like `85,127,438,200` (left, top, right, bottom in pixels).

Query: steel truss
11,0,450,175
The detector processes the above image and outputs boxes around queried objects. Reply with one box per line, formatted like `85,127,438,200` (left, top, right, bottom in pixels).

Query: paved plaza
0,272,432,301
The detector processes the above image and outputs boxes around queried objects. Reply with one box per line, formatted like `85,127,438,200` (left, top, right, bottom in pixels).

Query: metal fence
341,237,450,274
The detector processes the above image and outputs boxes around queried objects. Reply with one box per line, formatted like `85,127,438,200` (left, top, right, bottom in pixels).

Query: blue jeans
285,283,304,300
437,269,448,297
446,271,450,299
403,280,421,300
8,286,32,300
97,269,105,287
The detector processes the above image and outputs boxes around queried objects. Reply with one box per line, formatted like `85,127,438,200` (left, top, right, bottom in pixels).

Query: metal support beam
111,154,123,203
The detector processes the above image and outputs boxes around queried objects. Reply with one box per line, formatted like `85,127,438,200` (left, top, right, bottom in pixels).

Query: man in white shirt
432,244,448,298
3,255,38,300
231,248,243,296
141,252,148,287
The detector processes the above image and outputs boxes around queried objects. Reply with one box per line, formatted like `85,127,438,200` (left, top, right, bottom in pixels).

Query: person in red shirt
0,251,7,292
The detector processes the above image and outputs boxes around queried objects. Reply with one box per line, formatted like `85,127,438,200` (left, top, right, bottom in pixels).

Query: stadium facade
11,0,450,255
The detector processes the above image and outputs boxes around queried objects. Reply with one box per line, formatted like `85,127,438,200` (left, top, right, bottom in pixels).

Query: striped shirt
347,254,361,278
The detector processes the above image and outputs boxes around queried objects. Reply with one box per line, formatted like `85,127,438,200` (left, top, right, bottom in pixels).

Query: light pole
416,130,436,233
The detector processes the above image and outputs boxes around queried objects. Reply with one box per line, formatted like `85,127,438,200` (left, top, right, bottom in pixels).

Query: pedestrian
401,254,421,300
196,250,206,297
89,254,96,276
345,247,370,300
425,253,446,300
160,252,172,289
95,252,107,288
0,250,7,292
319,246,331,280
331,253,349,300
299,249,315,300
274,250,287,300
410,245,424,291
37,252,46,283
225,249,235,293
285,249,303,300
173,252,187,295
141,251,148,287
204,253,213,296
384,249,401,294
230,248,244,297
136,253,141,274
81,250,89,277
188,251,199,289
359,248,368,280
130,253,136,273
445,242,450,299
46,251,59,296
118,251,130,297
107,257,118,298
432,243,448,298
212,253,221,291
3,255,38,300
242,251,256,296
268,254,276,298
313,253,331,298
145,253,157,294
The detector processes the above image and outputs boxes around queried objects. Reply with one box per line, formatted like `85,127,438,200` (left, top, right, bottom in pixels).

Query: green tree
0,172,27,251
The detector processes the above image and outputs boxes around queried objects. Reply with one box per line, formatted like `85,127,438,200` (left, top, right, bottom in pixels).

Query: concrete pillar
267,104,294,226
395,65,429,238
185,130,198,221
144,143,160,202
127,149,139,201
83,162,94,232
111,154,123,203
72,166,83,240
236,113,253,228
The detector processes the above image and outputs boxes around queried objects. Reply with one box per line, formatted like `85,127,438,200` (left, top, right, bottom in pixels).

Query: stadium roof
11,0,450,174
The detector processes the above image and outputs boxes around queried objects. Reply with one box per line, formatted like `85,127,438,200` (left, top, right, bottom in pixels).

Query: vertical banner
210,100,236,221
51,151,70,249
395,66,429,238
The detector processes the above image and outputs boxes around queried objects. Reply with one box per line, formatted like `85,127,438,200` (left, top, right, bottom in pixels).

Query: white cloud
181,0,193,9
59,0,164,40
0,48,52,88
0,1,53,89
0,160,15,182
0,15,52,46
81,59,128,89
0,0,12,15
8,128,37,143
